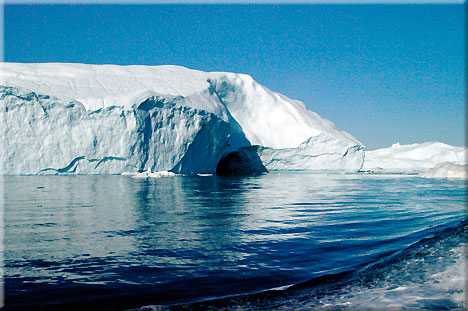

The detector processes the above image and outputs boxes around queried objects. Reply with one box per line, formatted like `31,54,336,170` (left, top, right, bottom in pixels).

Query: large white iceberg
0,62,364,175
363,142,466,173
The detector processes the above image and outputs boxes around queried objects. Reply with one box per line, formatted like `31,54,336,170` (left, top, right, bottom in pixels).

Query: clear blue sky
3,4,465,149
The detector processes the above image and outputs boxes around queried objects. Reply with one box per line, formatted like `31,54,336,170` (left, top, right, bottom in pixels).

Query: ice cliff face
1,63,364,175
1,86,244,175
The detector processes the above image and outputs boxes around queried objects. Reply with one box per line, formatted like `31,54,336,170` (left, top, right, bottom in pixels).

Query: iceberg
363,142,466,173
0,62,364,175
419,162,468,180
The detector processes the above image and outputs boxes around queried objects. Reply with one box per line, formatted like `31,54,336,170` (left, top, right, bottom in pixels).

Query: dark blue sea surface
3,172,467,310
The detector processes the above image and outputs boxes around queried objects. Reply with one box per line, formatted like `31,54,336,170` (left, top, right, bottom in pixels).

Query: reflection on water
3,172,467,310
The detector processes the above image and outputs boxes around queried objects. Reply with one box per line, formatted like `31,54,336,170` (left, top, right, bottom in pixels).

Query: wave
135,220,467,310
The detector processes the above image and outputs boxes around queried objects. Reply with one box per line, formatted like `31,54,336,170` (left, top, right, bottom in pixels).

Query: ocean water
3,172,467,310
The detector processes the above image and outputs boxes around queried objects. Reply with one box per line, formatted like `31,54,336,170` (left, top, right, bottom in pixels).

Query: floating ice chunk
130,171,178,178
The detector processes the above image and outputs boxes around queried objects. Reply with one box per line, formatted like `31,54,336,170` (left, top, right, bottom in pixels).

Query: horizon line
3,0,465,5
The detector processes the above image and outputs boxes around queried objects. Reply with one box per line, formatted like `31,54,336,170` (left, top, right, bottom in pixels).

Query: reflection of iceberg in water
3,173,466,310
5,176,141,286
5,176,140,260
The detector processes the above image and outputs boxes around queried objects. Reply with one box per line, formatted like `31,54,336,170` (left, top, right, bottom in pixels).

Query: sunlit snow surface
363,142,466,173
1,63,364,174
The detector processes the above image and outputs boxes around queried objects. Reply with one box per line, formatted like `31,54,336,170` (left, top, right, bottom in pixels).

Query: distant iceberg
0,63,364,175
419,162,467,180
363,142,466,174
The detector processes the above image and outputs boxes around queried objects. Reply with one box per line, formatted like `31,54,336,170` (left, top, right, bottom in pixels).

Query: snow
1,62,364,175
363,142,466,173
419,162,468,180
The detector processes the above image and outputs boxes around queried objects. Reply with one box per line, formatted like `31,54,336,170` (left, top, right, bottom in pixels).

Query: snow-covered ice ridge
363,142,466,174
0,62,364,175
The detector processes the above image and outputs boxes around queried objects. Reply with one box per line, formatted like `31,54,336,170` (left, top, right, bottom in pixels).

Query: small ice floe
197,173,213,177
419,162,467,180
123,171,178,178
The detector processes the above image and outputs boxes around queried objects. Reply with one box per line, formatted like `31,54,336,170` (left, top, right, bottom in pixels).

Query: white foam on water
133,223,466,311
297,225,467,310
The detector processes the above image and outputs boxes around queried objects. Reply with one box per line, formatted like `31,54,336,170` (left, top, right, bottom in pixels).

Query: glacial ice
255,133,364,172
419,162,468,180
1,86,240,175
1,62,365,175
363,142,467,173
